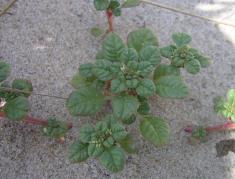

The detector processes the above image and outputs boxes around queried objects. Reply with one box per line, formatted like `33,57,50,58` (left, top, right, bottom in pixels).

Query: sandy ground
0,0,235,178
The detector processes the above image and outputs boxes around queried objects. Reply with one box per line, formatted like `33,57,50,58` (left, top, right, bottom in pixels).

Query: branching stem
0,111,73,129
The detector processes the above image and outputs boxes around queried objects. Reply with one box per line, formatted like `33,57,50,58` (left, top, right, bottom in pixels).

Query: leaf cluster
0,61,31,120
93,0,140,16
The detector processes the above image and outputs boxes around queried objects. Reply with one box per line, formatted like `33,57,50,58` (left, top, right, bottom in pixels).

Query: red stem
184,118,235,133
106,10,113,32
0,111,73,129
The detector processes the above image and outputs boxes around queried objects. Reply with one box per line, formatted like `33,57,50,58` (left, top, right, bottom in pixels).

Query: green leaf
103,137,115,148
120,48,138,63
93,59,113,81
197,56,210,68
70,73,91,89
66,86,105,116
172,33,192,46
155,75,188,98
136,79,155,97
126,79,139,89
122,0,140,8
113,8,121,17
112,95,139,119
213,96,225,113
0,61,10,82
127,28,158,52
185,59,201,74
88,142,105,157
79,124,95,143
121,115,136,125
139,46,161,66
137,61,154,77
4,96,30,121
68,141,89,163
223,89,235,121
140,116,170,147
99,146,125,172
91,27,103,37
43,118,69,139
94,0,110,10
102,33,125,61
118,134,137,153
137,100,150,115
79,63,94,77
12,79,33,97
110,121,127,141
153,64,180,81
160,45,176,59
111,79,127,93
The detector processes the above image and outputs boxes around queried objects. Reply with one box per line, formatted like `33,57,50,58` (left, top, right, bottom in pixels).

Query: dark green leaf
79,63,94,77
160,45,176,59
111,79,127,93
102,33,125,61
140,116,170,147
127,28,158,52
136,79,155,97
121,115,136,125
94,0,110,10
93,59,113,81
137,100,150,115
153,64,180,81
137,61,154,77
103,136,115,148
79,124,95,143
12,79,33,97
172,33,192,46
120,48,138,63
66,86,105,116
4,96,29,121
0,61,10,82
88,142,105,157
113,8,121,17
68,141,89,163
155,75,188,98
112,95,139,119
70,73,92,89
139,46,161,66
126,79,139,89
99,146,125,172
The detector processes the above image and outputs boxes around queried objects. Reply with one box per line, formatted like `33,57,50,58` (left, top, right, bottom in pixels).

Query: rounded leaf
120,48,138,63
140,116,170,147
79,63,94,77
99,146,125,172
94,0,110,10
160,45,176,59
136,79,155,97
185,59,201,74
122,0,140,8
112,95,139,119
118,134,137,153
66,87,105,116
127,28,158,52
111,79,127,93
139,46,161,66
79,124,95,143
93,59,113,81
121,115,136,125
153,64,180,81
12,79,33,97
172,33,192,46
155,75,188,98
4,96,30,121
68,141,89,163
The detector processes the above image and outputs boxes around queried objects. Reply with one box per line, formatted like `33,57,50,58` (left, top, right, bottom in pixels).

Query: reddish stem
106,10,113,32
184,118,235,133
0,111,73,129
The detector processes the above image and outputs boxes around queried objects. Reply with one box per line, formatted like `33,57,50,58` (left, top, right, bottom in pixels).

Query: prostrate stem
0,111,73,129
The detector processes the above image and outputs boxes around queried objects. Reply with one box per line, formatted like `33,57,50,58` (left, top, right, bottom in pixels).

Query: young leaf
185,59,201,74
4,96,30,121
93,59,113,81
79,63,94,77
140,116,170,147
118,134,137,153
137,61,154,77
139,46,161,66
153,64,180,81
43,118,69,139
88,143,105,157
122,0,141,8
103,137,115,148
136,79,156,97
79,124,95,143
111,79,127,93
66,86,105,116
160,45,176,59
127,28,158,52
126,79,139,89
112,95,139,119
68,141,89,163
0,61,10,82
172,33,192,46
155,75,188,98
12,79,33,97
122,115,136,125
99,146,125,172
94,0,110,10
91,27,103,37
102,33,125,61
